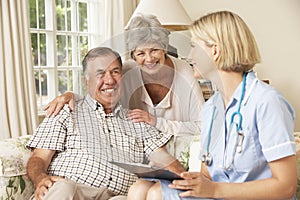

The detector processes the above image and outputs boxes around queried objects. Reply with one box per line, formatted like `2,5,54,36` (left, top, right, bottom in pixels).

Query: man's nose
103,72,115,84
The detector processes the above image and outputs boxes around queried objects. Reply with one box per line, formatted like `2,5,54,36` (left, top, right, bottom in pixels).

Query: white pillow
0,135,34,199
188,136,201,172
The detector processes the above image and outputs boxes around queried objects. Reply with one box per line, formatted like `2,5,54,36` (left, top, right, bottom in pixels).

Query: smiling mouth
101,88,117,95
144,62,158,69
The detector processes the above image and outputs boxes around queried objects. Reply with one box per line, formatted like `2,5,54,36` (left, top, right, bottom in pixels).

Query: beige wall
179,0,300,131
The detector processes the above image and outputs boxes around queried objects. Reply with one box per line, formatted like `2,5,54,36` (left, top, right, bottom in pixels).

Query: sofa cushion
0,135,34,199
188,135,201,172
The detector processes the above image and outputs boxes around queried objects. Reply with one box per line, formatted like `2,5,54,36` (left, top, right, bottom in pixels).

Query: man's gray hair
82,47,122,80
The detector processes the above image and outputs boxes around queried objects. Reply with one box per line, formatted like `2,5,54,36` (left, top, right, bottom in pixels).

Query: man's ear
83,76,88,87
212,44,221,62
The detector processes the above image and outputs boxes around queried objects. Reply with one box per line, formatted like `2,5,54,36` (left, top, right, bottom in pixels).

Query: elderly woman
121,14,204,163
45,14,204,169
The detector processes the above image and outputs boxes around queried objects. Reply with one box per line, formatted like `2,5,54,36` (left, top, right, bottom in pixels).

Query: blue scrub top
200,71,296,183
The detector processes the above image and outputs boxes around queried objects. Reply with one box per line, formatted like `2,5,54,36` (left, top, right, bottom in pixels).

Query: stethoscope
201,72,257,170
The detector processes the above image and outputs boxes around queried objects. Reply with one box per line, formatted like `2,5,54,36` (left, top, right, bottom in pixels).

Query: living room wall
179,0,300,131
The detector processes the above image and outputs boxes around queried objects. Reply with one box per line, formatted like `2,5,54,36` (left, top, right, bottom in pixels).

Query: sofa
1,134,299,200
0,135,34,199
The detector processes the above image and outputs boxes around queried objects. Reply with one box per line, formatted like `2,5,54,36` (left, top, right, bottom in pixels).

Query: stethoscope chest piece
201,153,213,166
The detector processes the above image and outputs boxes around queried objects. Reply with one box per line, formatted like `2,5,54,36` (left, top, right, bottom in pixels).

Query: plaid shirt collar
85,94,122,116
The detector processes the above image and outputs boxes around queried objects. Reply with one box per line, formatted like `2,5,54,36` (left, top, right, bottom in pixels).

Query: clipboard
109,161,182,180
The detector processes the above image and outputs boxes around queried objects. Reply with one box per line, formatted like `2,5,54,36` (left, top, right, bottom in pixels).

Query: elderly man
27,47,184,200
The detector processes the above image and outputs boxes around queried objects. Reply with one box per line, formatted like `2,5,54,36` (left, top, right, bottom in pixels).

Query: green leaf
7,177,15,187
20,176,26,194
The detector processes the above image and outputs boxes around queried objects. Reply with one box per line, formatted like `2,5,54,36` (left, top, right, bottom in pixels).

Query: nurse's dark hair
82,47,122,74
190,10,261,72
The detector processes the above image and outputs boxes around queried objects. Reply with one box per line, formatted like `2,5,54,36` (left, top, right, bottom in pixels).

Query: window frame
30,0,104,114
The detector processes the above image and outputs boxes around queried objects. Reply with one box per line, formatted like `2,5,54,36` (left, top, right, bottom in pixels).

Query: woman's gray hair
126,13,170,56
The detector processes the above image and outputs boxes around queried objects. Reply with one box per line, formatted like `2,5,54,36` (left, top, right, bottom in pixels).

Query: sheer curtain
0,0,38,139
104,0,139,38
102,0,139,56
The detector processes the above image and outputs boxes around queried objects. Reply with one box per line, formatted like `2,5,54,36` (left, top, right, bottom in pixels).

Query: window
29,0,104,112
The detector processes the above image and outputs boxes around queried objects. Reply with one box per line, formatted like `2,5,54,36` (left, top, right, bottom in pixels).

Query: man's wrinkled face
85,54,122,109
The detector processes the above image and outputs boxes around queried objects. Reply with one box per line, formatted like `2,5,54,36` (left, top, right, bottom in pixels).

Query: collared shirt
27,95,171,195
200,71,296,183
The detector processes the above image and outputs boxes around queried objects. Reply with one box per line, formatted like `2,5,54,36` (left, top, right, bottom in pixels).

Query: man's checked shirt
27,94,171,195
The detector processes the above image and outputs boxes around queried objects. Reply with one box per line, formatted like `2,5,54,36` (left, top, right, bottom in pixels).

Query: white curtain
102,0,139,56
103,0,139,38
0,0,38,139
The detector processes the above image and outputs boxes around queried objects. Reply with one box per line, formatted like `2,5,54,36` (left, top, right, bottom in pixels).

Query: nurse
127,10,297,200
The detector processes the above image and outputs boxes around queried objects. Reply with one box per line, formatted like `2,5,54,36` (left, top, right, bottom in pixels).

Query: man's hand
165,160,186,176
27,149,58,199
34,174,64,200
44,92,74,117
150,148,186,176
127,109,157,126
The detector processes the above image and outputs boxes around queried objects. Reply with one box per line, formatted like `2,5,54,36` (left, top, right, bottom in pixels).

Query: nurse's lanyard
202,72,257,169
